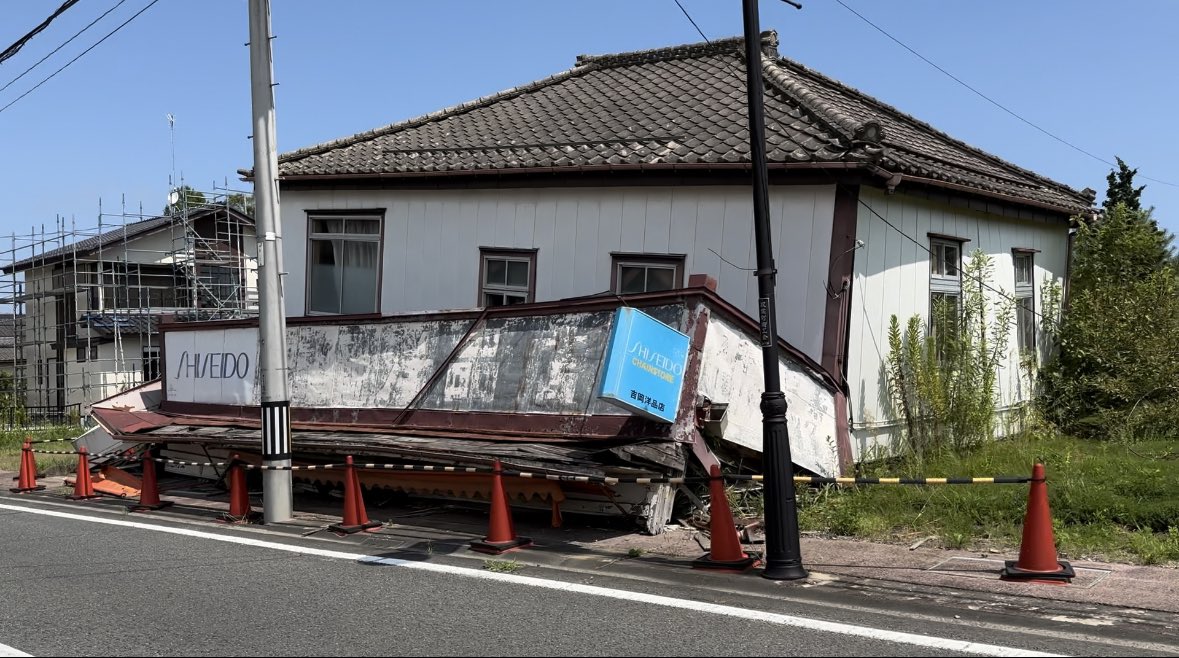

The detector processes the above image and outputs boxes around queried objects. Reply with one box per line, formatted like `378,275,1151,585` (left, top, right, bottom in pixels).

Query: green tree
1039,202,1179,439
163,185,208,216
1103,157,1146,212
226,193,256,217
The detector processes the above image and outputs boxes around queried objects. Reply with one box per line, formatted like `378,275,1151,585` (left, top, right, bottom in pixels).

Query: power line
0,0,162,116
672,0,711,44
668,0,1054,324
0,0,130,95
0,0,82,65
832,0,1179,189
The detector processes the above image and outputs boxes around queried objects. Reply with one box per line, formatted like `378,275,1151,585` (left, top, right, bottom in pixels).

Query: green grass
483,559,522,573
795,433,1179,565
0,426,83,476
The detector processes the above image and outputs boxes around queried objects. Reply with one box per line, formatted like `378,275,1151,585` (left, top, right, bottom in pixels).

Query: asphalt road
0,497,1173,657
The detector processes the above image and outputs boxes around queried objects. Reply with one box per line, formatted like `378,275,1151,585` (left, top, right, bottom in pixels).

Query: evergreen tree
1103,156,1145,212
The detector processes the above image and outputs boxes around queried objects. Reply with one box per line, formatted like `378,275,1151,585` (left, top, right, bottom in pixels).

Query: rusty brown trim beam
157,400,672,441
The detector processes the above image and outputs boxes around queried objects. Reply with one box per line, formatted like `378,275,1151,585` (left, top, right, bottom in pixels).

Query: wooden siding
280,185,836,363
696,314,839,476
845,188,1070,459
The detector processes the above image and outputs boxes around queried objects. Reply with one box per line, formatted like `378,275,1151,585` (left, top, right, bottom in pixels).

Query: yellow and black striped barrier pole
726,474,1032,485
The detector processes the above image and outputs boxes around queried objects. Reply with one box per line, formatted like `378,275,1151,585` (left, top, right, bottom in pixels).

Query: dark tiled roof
269,32,1091,214
82,313,158,337
4,206,255,274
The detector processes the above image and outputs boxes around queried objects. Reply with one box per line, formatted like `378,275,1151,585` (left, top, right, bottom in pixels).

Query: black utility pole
741,0,808,581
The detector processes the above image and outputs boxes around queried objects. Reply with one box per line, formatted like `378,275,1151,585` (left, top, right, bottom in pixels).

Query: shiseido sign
164,327,259,405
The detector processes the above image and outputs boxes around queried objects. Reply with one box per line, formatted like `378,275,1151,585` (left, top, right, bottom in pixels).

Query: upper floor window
480,248,535,307
307,213,382,314
611,253,685,294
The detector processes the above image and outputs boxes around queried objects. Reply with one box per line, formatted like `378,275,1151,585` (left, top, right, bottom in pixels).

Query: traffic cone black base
692,552,762,572
469,537,533,555
129,500,174,512
1001,560,1075,584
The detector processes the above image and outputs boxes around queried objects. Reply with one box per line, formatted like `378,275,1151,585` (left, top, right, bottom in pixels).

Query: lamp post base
761,562,809,581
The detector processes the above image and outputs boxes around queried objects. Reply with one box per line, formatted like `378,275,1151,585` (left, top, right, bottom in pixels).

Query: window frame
1012,249,1037,354
478,248,537,307
929,237,966,358
305,209,386,316
610,252,686,295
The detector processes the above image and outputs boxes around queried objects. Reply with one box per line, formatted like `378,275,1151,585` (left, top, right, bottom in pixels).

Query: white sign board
165,327,259,405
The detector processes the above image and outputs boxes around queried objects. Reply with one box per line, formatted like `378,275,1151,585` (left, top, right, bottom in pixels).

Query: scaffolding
0,184,257,427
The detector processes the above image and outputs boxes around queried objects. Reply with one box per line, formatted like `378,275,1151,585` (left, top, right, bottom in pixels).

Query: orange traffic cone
9,441,45,493
329,456,382,534
128,455,173,512
1001,463,1074,584
218,456,260,524
470,460,532,554
693,465,761,571
67,446,101,501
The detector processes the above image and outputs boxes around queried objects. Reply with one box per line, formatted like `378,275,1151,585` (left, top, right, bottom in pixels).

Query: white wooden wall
279,185,836,363
697,314,839,476
845,188,1070,459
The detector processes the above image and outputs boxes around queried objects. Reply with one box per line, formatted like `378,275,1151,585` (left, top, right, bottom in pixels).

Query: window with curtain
308,215,381,314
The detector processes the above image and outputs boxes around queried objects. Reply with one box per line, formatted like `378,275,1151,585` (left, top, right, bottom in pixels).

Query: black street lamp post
741,0,808,581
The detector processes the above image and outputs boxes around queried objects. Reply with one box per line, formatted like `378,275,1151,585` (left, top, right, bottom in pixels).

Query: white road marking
0,502,1062,657
0,642,32,657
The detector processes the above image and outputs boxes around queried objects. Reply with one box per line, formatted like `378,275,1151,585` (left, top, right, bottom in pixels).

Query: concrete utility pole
741,0,807,580
248,0,292,523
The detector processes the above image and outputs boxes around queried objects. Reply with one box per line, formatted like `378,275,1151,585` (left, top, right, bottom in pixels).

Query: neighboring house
0,313,24,375
249,31,1092,462
1,205,257,418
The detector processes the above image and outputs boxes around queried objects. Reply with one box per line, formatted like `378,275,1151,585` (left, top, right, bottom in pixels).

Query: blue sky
1,0,1176,240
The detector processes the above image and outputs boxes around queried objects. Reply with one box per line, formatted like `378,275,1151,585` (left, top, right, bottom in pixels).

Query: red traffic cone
470,460,532,554
1001,463,1074,584
329,456,382,534
219,456,260,524
67,446,100,501
693,465,761,571
128,455,173,512
10,441,45,493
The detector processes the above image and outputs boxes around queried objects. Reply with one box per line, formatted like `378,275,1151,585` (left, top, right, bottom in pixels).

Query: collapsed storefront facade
86,283,840,533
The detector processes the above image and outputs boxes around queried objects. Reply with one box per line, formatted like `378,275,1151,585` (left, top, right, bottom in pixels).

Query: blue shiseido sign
598,308,690,424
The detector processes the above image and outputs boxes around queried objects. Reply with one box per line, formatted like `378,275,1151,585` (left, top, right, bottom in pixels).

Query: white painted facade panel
696,314,839,477
280,185,836,363
845,188,1069,459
